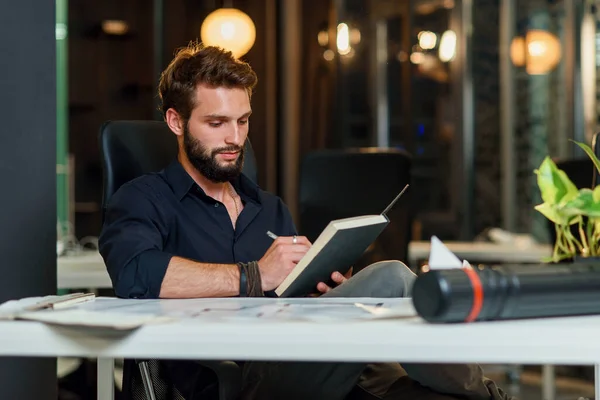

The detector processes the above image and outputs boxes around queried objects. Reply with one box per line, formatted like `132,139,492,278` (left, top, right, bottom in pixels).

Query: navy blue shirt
99,160,297,299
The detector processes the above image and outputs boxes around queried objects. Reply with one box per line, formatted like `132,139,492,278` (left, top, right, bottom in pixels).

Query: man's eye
239,120,248,125
209,122,222,128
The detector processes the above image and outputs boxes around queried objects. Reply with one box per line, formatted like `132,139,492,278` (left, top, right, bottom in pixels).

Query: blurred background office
57,0,599,248
4,0,599,398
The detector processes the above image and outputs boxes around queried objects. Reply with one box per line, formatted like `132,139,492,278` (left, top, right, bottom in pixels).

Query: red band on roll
463,267,483,322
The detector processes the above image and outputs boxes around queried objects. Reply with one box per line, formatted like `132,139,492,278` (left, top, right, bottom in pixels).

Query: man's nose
225,123,242,145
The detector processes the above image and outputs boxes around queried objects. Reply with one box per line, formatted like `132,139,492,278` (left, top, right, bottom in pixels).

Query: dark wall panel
0,0,57,398
68,0,155,238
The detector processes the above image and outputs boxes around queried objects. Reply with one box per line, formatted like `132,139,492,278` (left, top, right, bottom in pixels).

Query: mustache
211,145,243,156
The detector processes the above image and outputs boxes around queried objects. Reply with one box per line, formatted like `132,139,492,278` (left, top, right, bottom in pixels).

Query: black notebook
275,184,409,298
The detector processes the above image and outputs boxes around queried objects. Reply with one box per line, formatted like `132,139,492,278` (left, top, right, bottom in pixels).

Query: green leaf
593,186,600,203
556,170,580,206
534,202,563,224
561,188,600,218
535,201,582,225
534,156,579,206
572,140,600,178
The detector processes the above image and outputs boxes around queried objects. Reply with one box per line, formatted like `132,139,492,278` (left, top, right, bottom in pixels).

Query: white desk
408,241,552,266
53,246,573,400
57,251,111,290
2,314,599,364
0,305,598,400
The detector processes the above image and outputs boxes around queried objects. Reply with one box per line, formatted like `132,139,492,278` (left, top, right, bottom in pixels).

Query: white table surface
52,245,581,400
57,251,111,290
1,311,599,365
408,241,552,265
2,298,599,400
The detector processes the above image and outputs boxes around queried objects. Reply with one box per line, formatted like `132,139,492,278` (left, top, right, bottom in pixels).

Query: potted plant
534,140,600,263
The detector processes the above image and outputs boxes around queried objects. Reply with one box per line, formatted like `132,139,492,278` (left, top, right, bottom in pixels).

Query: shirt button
214,203,219,208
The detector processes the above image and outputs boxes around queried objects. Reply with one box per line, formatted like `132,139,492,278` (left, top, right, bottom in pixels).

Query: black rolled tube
411,263,600,323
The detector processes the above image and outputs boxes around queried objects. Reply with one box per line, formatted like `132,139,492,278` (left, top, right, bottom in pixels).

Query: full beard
183,124,245,183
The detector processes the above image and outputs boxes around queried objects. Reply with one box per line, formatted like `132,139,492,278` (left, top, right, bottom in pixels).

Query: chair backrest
298,148,412,270
99,120,258,217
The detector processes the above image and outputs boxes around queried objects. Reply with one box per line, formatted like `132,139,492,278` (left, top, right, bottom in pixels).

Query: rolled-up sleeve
99,181,173,299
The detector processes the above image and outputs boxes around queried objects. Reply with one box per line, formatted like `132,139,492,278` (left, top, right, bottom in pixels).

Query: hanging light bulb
438,30,456,62
418,31,437,50
336,23,351,55
510,30,561,75
200,8,256,58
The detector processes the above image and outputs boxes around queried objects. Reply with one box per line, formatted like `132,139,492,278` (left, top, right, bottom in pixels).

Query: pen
25,293,95,311
267,230,298,244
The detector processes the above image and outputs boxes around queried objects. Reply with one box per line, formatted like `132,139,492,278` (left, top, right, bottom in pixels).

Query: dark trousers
241,261,517,400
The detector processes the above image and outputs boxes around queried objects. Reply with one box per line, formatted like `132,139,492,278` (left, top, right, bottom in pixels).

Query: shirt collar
165,160,261,204
165,161,195,200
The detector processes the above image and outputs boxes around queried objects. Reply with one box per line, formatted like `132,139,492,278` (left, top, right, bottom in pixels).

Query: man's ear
165,109,184,137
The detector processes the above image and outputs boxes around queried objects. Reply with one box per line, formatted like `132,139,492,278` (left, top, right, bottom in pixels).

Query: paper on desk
205,299,417,322
0,294,94,319
16,309,173,330
0,297,173,330
428,236,471,270
77,297,417,322
1,297,416,328
0,296,48,319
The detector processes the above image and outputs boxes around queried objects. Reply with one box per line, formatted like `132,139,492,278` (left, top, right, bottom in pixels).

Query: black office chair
298,148,413,272
99,120,255,400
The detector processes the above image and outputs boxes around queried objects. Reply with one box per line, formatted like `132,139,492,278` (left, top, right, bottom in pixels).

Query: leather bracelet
247,261,264,297
238,263,248,297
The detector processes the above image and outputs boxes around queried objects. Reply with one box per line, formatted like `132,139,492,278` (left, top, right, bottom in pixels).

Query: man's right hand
258,236,311,291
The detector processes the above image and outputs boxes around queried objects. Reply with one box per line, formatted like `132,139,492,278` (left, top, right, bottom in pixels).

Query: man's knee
356,260,416,297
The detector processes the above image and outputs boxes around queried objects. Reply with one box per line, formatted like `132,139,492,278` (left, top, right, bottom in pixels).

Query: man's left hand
315,267,353,294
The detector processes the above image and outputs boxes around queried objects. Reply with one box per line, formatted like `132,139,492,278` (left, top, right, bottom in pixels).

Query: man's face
182,85,251,183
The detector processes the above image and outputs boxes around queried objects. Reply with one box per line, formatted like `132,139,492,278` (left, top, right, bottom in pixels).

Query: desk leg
595,364,600,400
97,358,114,400
541,364,555,400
